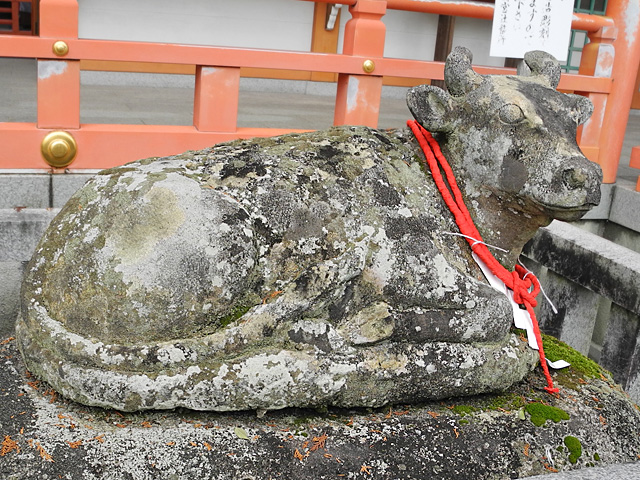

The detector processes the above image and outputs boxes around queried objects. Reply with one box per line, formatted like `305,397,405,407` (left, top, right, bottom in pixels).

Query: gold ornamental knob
52,41,69,57
41,131,77,168
362,59,375,74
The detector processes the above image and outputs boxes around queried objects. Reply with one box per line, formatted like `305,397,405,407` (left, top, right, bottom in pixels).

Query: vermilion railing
0,0,638,189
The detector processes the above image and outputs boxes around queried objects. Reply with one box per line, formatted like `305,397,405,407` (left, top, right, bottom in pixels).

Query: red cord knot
510,274,531,309
511,265,539,309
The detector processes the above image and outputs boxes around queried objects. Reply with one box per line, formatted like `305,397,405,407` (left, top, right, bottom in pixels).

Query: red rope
408,120,559,394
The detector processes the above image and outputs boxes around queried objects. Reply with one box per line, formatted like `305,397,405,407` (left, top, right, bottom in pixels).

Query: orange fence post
310,2,341,83
575,25,617,169
194,66,241,133
37,0,80,131
596,0,640,183
334,0,386,127
38,0,78,38
37,59,80,129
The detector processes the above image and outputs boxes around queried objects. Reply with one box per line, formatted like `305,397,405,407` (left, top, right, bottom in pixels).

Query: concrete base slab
0,209,60,261
533,269,599,356
51,174,93,208
0,175,49,209
0,209,61,336
524,221,640,317
0,262,25,338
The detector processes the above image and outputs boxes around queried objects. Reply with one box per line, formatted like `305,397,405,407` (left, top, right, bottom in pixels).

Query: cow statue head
407,47,602,267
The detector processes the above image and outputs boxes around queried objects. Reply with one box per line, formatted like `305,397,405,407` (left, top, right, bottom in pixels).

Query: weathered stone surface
407,49,600,269
16,48,601,411
2,336,639,479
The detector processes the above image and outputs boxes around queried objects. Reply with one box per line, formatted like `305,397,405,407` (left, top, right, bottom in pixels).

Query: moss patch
486,393,526,412
219,304,254,328
451,405,478,417
525,402,570,427
564,435,582,464
542,334,605,380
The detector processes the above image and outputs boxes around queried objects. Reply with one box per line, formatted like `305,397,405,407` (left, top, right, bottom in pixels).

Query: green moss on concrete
542,334,606,380
443,393,528,425
451,405,478,416
564,435,582,464
525,402,570,427
486,393,526,412
292,414,319,427
219,304,255,328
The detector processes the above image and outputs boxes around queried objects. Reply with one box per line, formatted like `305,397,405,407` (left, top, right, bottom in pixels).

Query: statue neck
416,127,550,270
462,190,550,269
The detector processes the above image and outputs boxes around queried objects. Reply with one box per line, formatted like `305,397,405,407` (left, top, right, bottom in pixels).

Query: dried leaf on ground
1,436,20,456
234,427,250,440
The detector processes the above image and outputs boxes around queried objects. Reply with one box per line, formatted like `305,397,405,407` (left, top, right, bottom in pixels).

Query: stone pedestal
1,336,639,480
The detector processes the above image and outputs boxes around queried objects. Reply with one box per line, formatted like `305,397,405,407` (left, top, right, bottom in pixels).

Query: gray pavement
527,462,640,479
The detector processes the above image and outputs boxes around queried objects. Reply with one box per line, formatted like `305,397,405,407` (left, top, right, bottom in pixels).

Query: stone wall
0,173,92,337
523,182,640,403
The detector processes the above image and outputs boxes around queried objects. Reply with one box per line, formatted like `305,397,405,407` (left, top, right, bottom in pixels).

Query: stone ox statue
17,48,601,412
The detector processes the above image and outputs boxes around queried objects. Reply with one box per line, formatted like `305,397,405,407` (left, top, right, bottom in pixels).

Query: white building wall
452,17,505,67
380,10,440,61
78,0,315,51
79,1,504,67
336,7,503,66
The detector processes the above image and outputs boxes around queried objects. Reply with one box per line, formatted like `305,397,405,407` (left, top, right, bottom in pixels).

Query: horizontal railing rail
1,35,614,92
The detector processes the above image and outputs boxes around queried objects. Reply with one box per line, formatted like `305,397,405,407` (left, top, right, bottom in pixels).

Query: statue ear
566,93,593,126
407,85,454,132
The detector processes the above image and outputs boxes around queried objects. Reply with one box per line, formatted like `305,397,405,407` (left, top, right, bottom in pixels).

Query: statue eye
499,104,525,124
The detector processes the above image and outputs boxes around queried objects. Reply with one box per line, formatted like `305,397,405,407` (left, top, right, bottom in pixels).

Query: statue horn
522,51,561,89
444,46,483,97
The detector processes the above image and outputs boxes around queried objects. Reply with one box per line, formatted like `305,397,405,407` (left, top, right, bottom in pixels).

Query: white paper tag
471,253,570,370
472,253,539,349
490,0,574,61
547,359,571,370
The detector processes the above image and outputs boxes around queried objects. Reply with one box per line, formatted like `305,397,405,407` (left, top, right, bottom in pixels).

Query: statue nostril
562,168,587,189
